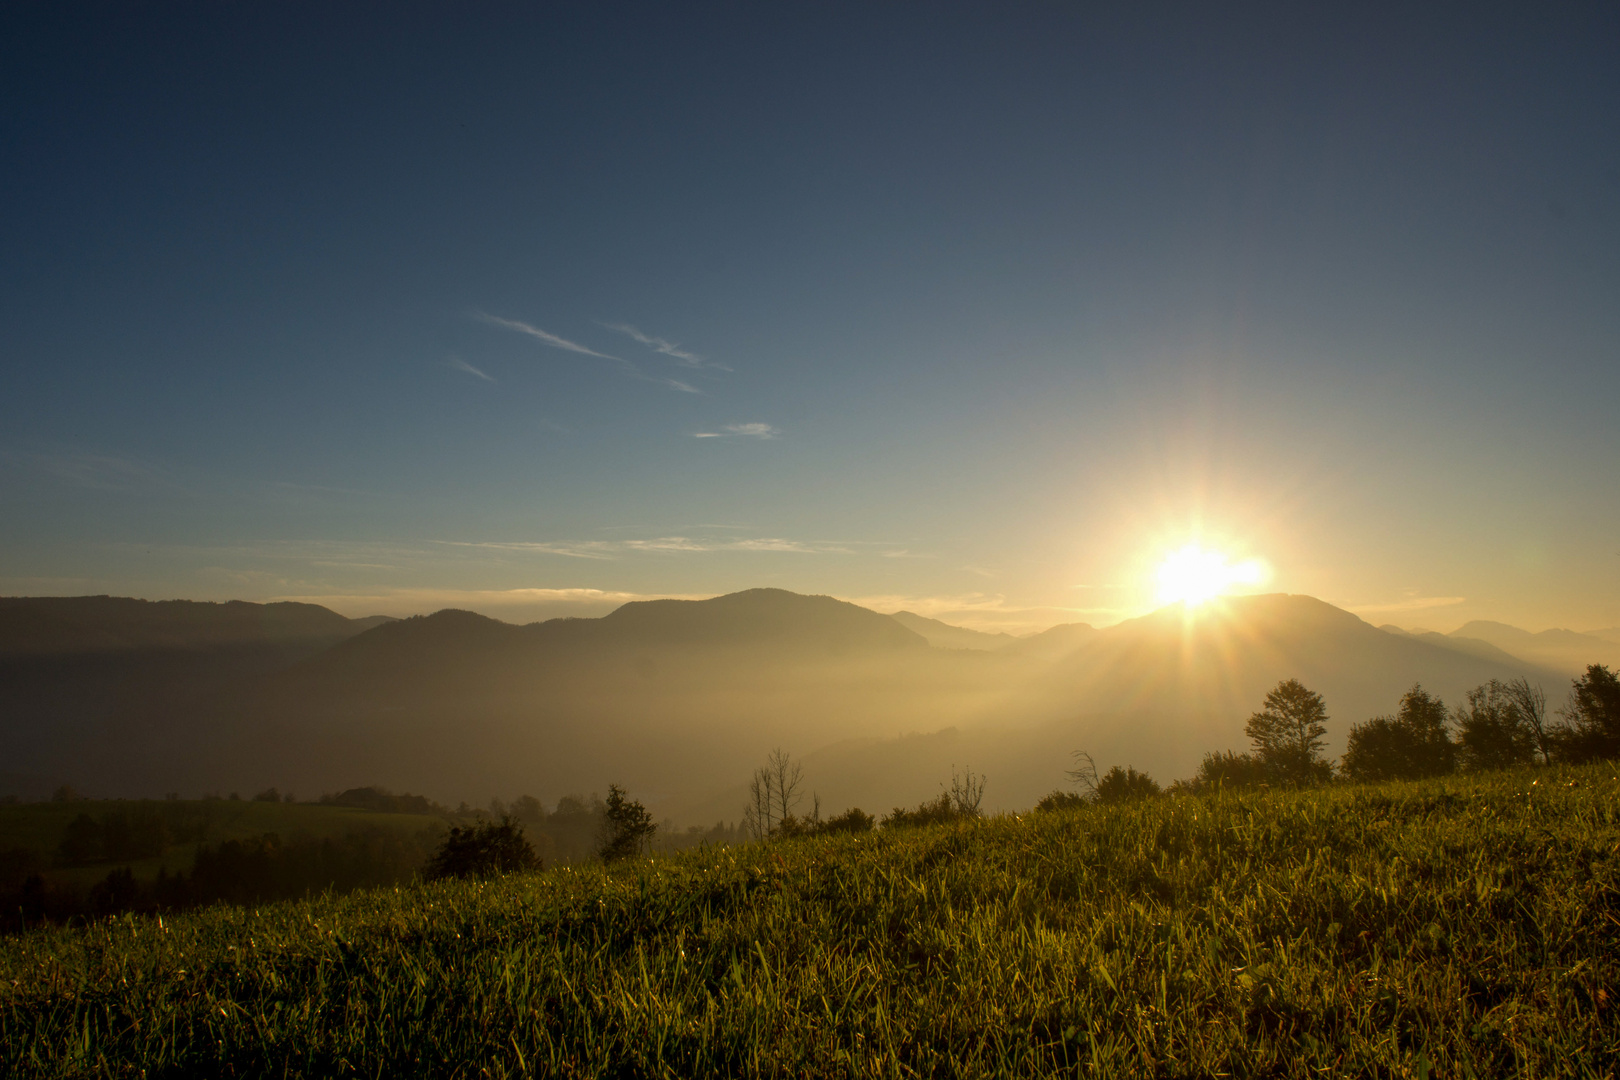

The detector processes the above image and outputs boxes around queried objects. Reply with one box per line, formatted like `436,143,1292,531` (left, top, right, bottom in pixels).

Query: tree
948,765,987,816
1503,678,1552,764
599,784,657,861
1245,679,1332,784
742,748,804,840
1553,664,1620,763
1453,680,1535,770
1342,684,1456,782
424,816,540,880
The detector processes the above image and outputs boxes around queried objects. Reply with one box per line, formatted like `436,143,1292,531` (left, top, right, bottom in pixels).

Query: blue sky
2,3,1617,632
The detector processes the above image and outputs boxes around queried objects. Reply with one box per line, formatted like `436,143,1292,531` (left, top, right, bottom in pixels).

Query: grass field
3,763,1617,1077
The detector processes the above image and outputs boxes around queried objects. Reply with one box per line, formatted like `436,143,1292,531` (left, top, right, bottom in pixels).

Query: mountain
888,611,1019,650
0,589,1569,820
0,596,390,791
1445,620,1620,675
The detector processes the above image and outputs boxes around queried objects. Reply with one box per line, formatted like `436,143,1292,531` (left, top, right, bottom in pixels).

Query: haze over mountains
0,590,1599,820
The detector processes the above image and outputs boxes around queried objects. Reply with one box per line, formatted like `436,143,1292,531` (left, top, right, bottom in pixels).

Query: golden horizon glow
1155,543,1270,607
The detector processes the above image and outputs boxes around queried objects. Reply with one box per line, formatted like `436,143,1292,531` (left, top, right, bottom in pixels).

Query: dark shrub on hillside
1095,766,1161,803
1343,684,1457,782
777,807,876,837
426,816,539,880
1553,664,1620,764
1034,790,1088,813
57,814,103,864
816,807,875,834
0,848,43,891
883,794,966,830
88,867,138,916
1195,751,1272,789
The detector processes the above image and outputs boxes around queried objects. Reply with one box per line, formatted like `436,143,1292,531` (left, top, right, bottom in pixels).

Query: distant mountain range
0,589,1606,818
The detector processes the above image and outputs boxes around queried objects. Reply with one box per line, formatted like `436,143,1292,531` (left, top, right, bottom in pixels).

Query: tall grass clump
3,763,1617,1077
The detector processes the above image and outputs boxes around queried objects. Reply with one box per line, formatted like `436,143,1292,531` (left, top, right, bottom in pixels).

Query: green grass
4,764,1618,1077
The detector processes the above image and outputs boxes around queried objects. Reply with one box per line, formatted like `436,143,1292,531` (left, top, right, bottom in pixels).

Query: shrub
1034,789,1088,813
1454,680,1536,770
1194,750,1272,789
883,794,965,830
425,816,540,880
1094,765,1161,803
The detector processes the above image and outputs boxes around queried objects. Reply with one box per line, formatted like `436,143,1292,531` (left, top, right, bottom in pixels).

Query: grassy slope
4,764,1618,1078
0,801,445,889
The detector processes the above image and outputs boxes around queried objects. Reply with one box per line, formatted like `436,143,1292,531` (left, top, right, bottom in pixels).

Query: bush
1034,789,1088,813
425,816,540,881
1342,684,1456,782
1454,680,1536,770
1194,751,1272,789
1094,766,1160,803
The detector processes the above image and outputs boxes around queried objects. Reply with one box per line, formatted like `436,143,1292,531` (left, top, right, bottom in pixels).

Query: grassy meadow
3,763,1617,1078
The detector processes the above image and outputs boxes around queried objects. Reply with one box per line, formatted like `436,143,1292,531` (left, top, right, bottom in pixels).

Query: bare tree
741,748,804,840
1504,678,1551,764
948,765,986,816
1066,750,1100,798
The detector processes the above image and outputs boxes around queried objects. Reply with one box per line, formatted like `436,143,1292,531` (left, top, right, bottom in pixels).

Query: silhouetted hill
0,596,360,656
888,611,1018,651
1446,620,1619,674
0,589,1573,821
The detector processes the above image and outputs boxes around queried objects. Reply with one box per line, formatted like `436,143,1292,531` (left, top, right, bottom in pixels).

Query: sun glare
1155,544,1269,607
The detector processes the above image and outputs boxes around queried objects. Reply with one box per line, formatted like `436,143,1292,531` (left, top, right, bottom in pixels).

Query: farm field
3,763,1618,1078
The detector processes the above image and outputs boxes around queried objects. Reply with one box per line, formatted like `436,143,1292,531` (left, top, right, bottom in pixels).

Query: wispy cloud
5,449,193,496
436,533,857,558
605,324,732,372
693,422,779,439
448,355,495,382
474,313,623,361
1346,595,1468,615
477,312,706,394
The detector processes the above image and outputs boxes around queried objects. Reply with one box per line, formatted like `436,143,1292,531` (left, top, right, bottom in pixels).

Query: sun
1155,544,1269,607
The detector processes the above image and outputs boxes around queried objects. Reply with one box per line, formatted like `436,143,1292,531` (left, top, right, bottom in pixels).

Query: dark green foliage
1034,789,1089,812
319,786,443,815
1244,678,1333,783
86,867,137,917
1554,663,1620,763
56,813,102,865
881,792,965,829
1093,765,1160,803
425,816,539,881
777,807,876,838
1454,679,1537,770
4,765,1617,1077
1342,683,1457,782
1194,749,1272,789
55,807,173,866
599,786,656,862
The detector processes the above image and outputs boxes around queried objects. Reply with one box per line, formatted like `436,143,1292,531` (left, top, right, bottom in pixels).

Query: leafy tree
1245,679,1332,784
599,785,657,861
1453,680,1535,770
1342,684,1456,782
425,816,540,880
1553,664,1620,763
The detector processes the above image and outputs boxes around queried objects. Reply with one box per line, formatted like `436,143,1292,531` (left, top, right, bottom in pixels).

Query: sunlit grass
4,764,1617,1077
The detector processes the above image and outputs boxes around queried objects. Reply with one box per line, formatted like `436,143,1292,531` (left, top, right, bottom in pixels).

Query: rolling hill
0,588,1578,823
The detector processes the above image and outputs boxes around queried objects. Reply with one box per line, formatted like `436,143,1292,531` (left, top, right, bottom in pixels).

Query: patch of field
3,765,1617,1077
0,799,445,889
